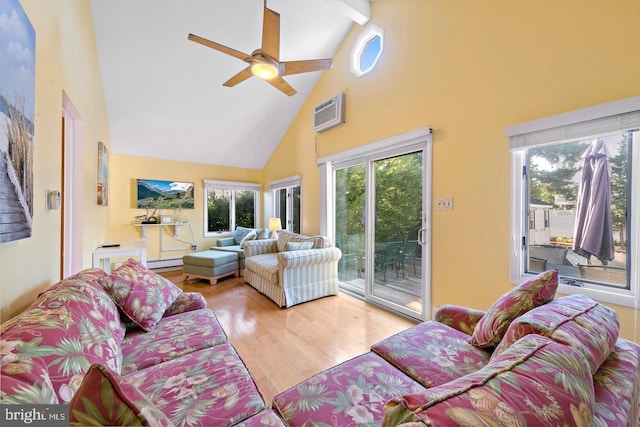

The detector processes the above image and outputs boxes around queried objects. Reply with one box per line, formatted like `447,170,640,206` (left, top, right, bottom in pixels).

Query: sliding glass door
334,148,428,319
371,152,424,314
335,164,366,293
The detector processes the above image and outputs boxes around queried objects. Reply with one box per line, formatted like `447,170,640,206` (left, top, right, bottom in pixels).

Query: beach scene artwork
0,0,36,243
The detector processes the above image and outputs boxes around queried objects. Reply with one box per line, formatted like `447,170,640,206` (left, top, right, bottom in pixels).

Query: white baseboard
147,257,183,272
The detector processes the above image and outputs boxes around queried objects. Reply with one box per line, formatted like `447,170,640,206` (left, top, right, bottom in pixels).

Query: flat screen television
136,179,194,209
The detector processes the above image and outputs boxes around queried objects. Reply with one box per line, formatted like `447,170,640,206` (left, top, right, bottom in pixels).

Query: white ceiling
90,0,369,170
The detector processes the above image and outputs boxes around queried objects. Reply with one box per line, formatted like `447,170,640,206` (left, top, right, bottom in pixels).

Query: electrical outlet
436,197,453,211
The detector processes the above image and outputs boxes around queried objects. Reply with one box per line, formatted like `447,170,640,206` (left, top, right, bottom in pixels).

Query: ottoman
183,250,239,284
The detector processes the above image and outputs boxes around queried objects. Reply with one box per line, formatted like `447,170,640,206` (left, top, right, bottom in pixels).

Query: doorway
61,93,84,278
325,127,432,320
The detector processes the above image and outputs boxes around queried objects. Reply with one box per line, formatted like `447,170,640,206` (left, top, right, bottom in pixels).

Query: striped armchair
242,231,342,307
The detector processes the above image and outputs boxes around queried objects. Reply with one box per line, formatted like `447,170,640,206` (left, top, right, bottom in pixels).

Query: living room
2,0,639,350
2,1,640,425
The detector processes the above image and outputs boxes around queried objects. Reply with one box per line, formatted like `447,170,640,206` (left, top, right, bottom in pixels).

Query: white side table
92,241,147,273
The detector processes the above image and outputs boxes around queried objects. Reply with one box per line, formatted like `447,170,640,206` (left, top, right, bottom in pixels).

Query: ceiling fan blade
282,58,333,76
261,8,280,62
188,33,250,61
268,77,297,96
223,67,254,87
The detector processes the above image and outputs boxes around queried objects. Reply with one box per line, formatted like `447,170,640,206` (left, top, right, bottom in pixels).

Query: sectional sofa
272,269,640,426
2,264,639,426
0,260,284,426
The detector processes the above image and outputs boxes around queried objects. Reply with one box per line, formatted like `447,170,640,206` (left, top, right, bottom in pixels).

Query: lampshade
268,217,282,231
251,62,279,80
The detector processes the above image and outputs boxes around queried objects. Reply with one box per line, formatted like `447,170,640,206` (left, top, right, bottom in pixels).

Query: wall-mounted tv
136,179,194,209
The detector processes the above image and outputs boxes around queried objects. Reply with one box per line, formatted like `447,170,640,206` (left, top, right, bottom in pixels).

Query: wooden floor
161,271,417,404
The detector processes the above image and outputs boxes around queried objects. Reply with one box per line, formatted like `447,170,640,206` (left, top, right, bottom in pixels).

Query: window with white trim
508,97,640,307
350,25,384,78
270,176,301,233
203,180,260,235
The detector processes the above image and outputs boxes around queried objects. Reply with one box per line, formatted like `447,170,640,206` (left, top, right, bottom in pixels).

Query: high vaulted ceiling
90,0,371,170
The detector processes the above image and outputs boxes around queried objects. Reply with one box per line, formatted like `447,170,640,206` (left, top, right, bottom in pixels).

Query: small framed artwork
97,141,109,206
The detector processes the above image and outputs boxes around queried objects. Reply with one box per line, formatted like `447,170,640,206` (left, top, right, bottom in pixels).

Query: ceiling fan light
251,62,279,80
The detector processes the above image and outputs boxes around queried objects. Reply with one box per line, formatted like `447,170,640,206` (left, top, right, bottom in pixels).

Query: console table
92,241,147,273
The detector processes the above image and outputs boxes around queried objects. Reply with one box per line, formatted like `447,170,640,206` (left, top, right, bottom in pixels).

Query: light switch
436,197,453,211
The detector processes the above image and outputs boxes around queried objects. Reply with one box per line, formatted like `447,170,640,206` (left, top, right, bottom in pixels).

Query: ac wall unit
313,92,345,133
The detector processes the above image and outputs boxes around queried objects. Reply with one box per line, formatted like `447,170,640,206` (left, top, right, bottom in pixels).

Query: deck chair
400,239,419,275
375,240,403,281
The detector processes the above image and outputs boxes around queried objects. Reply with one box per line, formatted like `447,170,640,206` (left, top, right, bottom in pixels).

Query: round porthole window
351,25,384,78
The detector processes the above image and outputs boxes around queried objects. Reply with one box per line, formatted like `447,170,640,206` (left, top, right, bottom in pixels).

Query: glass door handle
418,228,427,246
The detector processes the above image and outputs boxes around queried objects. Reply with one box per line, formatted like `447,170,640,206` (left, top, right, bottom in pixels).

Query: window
350,25,384,78
270,176,301,233
203,180,260,236
508,97,640,307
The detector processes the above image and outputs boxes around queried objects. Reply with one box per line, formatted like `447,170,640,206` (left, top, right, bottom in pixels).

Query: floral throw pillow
469,269,558,348
100,258,182,332
69,364,174,426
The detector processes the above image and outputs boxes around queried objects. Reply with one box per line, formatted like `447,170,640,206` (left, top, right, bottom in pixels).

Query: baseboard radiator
147,257,183,272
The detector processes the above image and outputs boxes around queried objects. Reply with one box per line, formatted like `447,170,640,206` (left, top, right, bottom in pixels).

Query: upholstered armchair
242,231,342,307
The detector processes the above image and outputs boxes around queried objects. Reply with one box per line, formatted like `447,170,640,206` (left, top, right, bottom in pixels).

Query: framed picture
0,0,36,243
97,141,109,205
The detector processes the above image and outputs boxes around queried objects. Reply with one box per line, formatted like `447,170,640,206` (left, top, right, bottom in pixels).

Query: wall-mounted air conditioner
313,92,345,133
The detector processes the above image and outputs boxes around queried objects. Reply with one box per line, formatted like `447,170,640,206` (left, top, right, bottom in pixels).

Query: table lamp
268,217,282,239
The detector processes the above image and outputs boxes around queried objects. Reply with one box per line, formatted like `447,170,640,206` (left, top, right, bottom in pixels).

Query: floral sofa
3,263,639,427
1,259,285,427
272,269,640,426
242,230,342,307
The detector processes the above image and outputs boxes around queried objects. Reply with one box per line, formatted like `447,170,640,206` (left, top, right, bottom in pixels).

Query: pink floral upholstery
163,292,207,317
383,334,595,426
273,352,424,426
492,294,619,374
125,344,267,426
100,258,182,331
371,321,491,388
69,364,174,426
593,339,640,426
433,305,486,335
2,267,277,426
1,269,126,402
0,357,58,404
120,309,228,375
4,265,640,426
470,269,558,348
234,409,287,427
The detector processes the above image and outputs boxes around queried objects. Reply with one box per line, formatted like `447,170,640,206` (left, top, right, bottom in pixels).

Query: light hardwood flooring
161,271,417,404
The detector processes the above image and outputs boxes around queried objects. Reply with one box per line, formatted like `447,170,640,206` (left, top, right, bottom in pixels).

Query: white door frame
62,92,84,277
319,126,433,320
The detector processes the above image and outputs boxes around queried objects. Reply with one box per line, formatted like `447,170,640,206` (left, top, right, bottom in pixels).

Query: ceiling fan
188,2,333,96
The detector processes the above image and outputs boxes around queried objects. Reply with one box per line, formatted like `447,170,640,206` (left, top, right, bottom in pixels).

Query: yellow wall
264,0,639,340
0,0,110,322
109,154,263,261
